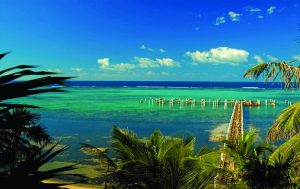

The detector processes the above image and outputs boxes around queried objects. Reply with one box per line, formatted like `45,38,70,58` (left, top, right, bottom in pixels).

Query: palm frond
243,61,300,89
2,143,85,188
0,51,10,60
0,69,57,84
0,65,35,75
270,133,300,160
80,143,116,169
267,101,300,142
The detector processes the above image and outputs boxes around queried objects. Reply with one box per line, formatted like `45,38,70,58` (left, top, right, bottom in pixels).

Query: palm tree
243,150,299,188
81,126,220,189
0,52,84,187
243,61,300,142
222,129,299,188
1,144,85,189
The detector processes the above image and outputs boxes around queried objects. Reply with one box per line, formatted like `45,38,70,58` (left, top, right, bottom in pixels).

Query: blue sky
1,0,299,81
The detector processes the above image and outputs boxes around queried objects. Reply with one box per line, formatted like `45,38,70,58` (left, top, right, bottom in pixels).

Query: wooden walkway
214,101,244,187
227,101,244,148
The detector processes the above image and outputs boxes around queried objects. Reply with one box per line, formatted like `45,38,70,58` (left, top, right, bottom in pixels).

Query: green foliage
271,133,300,159
243,151,299,188
244,61,300,141
222,129,299,188
0,52,72,110
1,144,85,189
267,101,300,142
243,61,300,89
0,52,83,188
81,126,219,189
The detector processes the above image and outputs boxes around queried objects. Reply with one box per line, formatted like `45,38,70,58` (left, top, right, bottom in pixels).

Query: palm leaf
0,65,36,75
2,143,85,188
0,70,57,84
0,52,10,60
80,143,116,169
267,101,300,142
243,61,300,89
270,133,300,160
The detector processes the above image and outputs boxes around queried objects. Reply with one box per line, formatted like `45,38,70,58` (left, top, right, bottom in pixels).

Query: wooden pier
214,101,244,187
227,101,244,148
140,98,287,107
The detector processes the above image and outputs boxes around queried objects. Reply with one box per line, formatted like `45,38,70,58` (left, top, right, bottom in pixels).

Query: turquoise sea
12,82,300,162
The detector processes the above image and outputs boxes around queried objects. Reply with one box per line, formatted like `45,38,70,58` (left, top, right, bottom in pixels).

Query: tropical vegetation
2,50,300,188
81,126,220,189
0,52,84,188
80,59,300,188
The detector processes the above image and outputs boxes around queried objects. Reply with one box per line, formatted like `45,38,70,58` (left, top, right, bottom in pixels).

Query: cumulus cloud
245,6,261,13
267,6,276,14
135,57,179,68
113,63,136,71
98,58,110,69
185,47,249,66
156,58,179,67
228,11,241,21
215,17,226,25
253,55,264,63
98,58,135,71
134,57,158,68
140,44,166,53
71,68,82,72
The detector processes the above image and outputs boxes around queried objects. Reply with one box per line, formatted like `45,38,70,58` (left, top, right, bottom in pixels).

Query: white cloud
257,15,264,19
140,44,166,53
140,44,146,50
228,11,241,21
71,68,82,72
215,17,226,25
98,58,135,71
293,55,300,61
112,63,136,71
185,47,249,66
156,58,179,67
135,57,179,68
245,6,261,13
253,55,264,63
134,57,158,68
266,54,279,62
98,58,110,69
159,48,166,53
267,6,276,14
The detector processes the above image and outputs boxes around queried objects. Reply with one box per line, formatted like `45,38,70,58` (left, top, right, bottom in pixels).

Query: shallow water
12,86,300,161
